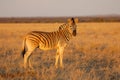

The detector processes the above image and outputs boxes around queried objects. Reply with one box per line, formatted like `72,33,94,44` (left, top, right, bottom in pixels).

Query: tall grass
0,23,120,80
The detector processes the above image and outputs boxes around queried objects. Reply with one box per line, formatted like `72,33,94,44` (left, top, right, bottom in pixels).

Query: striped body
21,18,78,69
26,24,72,50
26,31,60,50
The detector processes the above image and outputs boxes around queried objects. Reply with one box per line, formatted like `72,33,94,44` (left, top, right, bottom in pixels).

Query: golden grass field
0,23,120,80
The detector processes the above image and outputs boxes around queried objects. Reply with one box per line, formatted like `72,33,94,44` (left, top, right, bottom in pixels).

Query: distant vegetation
0,16,120,23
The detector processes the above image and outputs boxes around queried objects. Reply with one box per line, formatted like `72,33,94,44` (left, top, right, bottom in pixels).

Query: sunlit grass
0,23,120,80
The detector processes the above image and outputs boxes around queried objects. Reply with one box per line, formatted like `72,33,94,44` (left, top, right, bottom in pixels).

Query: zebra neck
58,23,72,42
60,29,72,42
59,23,68,29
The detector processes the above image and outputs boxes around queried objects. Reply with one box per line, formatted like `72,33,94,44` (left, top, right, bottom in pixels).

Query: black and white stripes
21,18,78,69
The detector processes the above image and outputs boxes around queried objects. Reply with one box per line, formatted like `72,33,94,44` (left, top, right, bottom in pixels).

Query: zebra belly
39,44,57,50
39,46,56,50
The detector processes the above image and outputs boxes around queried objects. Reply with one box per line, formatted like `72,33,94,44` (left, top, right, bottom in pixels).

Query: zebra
21,18,78,69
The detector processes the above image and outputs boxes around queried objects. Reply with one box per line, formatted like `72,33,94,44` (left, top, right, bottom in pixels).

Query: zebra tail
21,38,26,58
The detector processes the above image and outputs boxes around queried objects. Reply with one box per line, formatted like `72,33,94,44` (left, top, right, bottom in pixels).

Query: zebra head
68,18,78,36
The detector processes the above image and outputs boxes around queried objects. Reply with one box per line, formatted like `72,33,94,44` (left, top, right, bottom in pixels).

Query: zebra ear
74,18,79,23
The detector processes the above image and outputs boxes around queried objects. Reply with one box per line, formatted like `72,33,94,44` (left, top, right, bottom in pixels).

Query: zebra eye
70,26,72,28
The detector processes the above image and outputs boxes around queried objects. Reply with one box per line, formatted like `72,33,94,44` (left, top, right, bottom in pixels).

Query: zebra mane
58,23,68,30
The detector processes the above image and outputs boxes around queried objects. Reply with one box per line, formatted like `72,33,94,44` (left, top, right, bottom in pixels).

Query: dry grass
0,23,120,80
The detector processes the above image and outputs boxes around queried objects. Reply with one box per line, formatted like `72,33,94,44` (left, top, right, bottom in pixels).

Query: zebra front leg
55,49,59,68
59,48,64,68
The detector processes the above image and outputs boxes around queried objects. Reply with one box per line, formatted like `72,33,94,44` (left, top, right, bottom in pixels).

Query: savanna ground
0,23,120,80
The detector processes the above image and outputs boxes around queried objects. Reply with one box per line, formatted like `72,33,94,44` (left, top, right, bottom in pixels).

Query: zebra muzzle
73,30,76,36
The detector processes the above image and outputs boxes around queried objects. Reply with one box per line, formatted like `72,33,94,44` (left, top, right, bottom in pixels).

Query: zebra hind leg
28,52,34,69
24,50,33,69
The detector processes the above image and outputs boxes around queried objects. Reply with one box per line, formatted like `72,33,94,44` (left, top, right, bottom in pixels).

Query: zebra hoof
29,66,34,70
60,65,64,69
55,65,58,69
